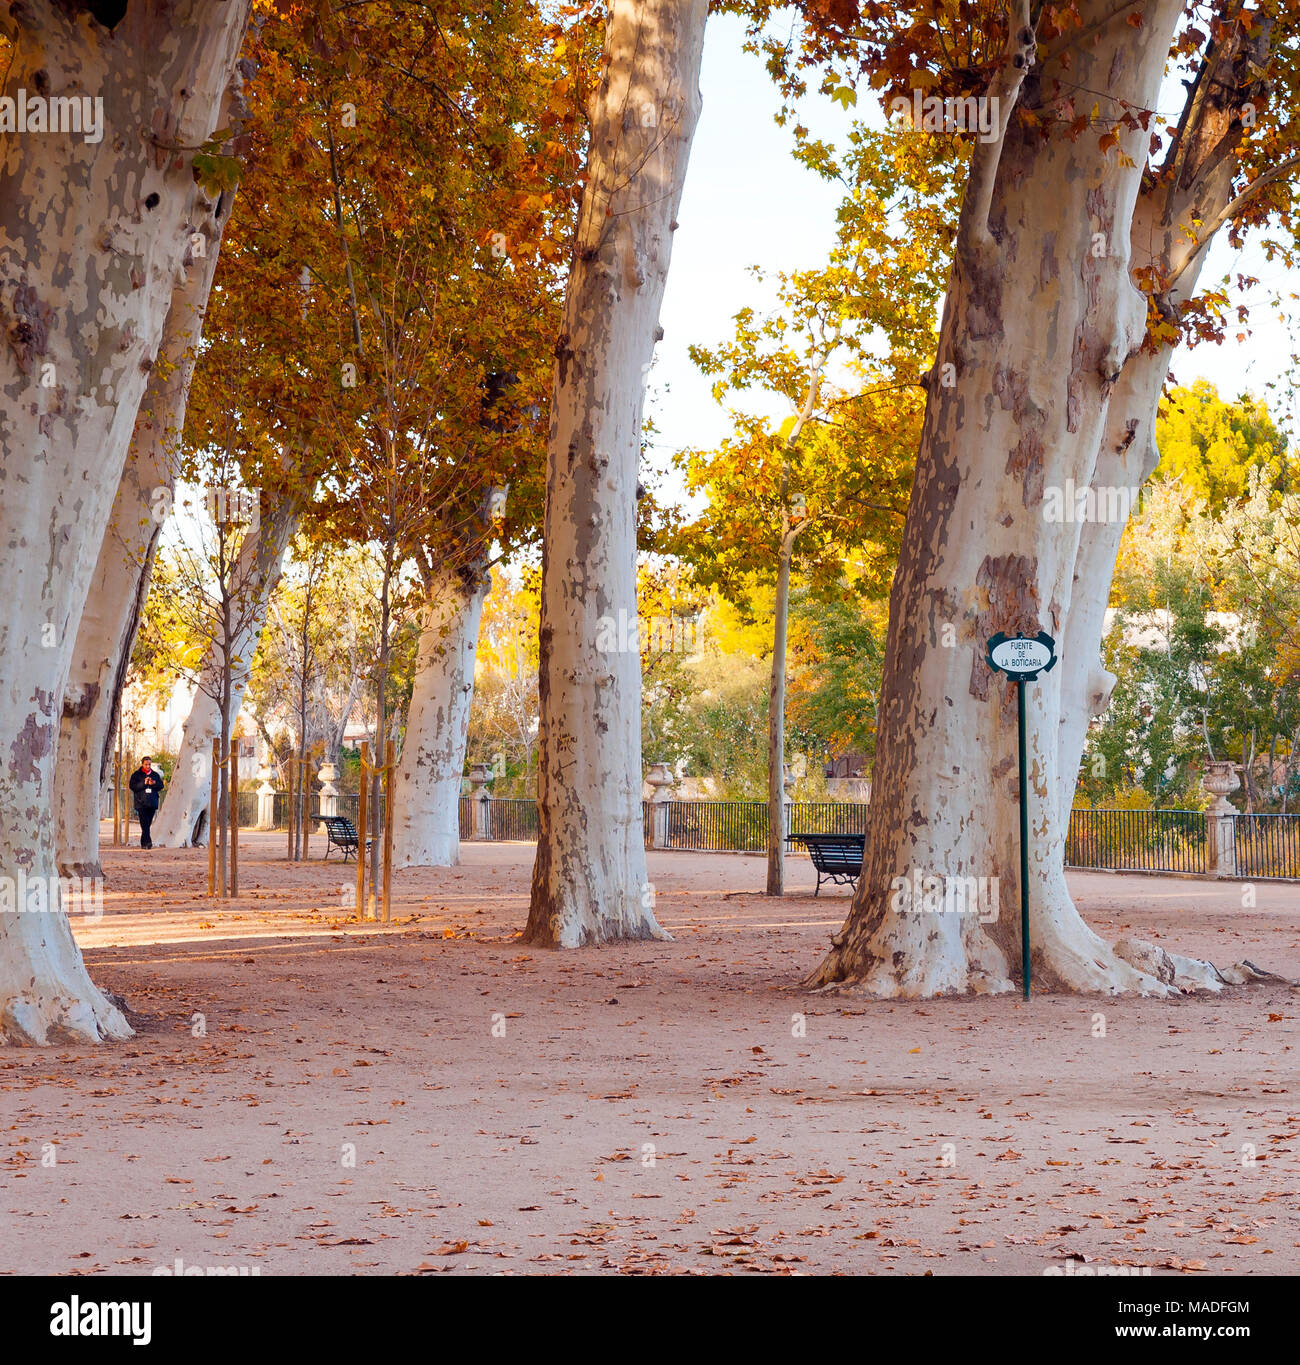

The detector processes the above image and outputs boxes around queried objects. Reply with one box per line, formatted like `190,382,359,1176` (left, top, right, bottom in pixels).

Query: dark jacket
129,766,165,812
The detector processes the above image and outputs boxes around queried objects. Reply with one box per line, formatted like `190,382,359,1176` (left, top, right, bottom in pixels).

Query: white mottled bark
812,2,1195,998
152,496,301,847
54,181,235,878
1055,35,1252,826
390,564,489,869
0,0,251,1043
526,0,707,948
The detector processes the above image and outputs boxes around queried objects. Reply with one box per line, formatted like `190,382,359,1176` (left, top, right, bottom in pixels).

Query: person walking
128,756,165,849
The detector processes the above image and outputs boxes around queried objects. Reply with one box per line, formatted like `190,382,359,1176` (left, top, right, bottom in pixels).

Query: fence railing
790,802,872,837
212,790,389,833
1232,814,1300,879
661,800,872,852
666,800,767,852
105,786,1300,880
446,795,872,853
1066,808,1207,874
139,792,870,854
488,798,540,842
1067,807,1300,880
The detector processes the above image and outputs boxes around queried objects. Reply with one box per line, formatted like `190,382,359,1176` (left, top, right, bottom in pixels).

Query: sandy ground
2,828,1298,1277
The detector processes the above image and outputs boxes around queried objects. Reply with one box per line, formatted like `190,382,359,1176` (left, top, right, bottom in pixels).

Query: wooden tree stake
113,746,122,847
208,737,220,895
287,754,296,861
383,738,395,923
229,744,239,898
357,742,370,920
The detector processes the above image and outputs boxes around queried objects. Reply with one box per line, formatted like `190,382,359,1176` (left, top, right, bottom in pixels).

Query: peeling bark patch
1067,321,1086,433
5,284,53,375
1006,424,1045,510
1038,233,1058,289
991,364,1027,417
969,553,1041,701
1068,192,1113,434
992,365,1045,509
961,256,1004,342
554,334,574,389
10,710,53,785
62,681,101,721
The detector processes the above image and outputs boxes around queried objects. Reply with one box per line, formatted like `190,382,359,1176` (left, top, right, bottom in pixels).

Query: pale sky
647,11,1298,502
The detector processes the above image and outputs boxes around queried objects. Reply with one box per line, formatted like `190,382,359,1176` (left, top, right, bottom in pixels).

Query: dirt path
2,834,1298,1275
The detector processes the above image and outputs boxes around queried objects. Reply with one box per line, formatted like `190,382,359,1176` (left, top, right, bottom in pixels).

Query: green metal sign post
986,631,1058,999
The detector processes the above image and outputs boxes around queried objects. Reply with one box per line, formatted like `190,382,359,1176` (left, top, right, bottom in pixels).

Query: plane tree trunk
813,1,1285,999
811,2,1203,998
525,0,708,948
53,182,236,878
0,0,251,1044
390,561,490,869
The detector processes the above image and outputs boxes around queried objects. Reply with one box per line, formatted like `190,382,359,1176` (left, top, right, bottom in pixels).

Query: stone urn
1202,760,1241,813
645,762,674,796
645,763,674,849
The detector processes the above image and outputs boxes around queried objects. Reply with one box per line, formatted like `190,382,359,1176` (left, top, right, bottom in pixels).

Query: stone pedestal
318,763,339,816
646,762,674,849
1203,761,1241,878
317,762,338,833
468,763,491,841
254,765,277,830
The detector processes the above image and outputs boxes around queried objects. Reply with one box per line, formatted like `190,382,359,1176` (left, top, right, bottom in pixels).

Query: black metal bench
788,832,865,895
319,815,372,863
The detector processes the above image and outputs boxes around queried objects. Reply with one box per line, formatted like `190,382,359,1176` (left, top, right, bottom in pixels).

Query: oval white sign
989,638,1053,674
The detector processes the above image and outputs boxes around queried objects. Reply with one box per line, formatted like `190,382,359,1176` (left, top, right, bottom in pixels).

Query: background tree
787,588,889,764
466,568,542,793
526,0,709,949
163,470,290,887
1154,379,1293,505
742,0,1300,997
158,0,579,857
677,121,953,893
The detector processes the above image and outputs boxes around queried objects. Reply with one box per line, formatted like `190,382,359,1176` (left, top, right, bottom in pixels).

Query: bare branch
1163,155,1300,291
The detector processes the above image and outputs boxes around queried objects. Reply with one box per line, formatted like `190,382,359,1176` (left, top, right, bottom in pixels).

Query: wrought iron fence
665,800,767,852
1065,808,1206,873
790,802,871,837
108,790,874,853
222,790,387,831
488,797,540,842
99,781,1300,878
1232,814,1300,879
